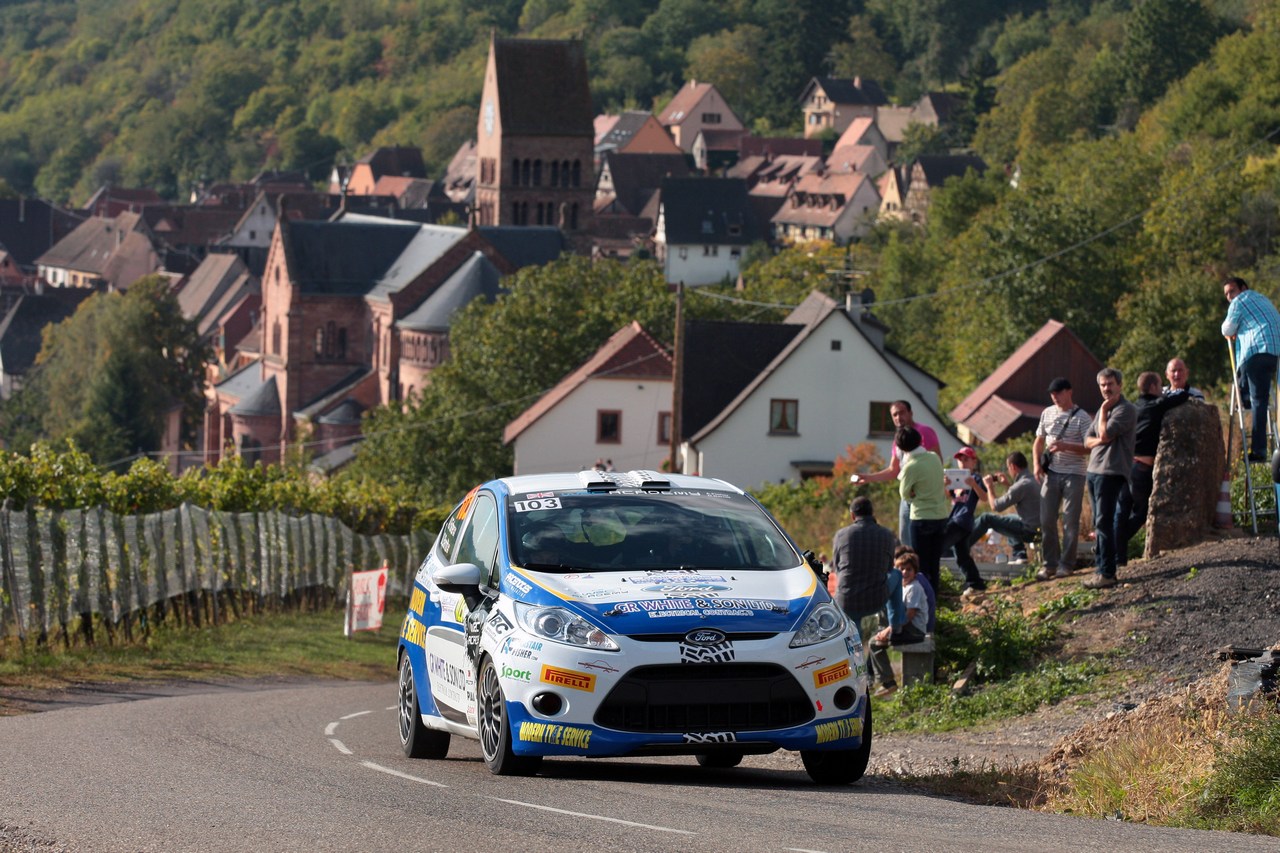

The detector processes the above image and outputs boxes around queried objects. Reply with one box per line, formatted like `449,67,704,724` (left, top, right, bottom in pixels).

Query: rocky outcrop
1146,402,1224,556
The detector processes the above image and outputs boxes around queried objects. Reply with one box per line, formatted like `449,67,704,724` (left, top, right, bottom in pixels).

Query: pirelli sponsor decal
540,665,596,692
813,660,851,688
814,716,863,744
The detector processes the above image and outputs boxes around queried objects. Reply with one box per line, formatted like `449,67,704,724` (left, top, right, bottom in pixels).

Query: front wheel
477,657,542,776
800,701,872,785
399,654,451,759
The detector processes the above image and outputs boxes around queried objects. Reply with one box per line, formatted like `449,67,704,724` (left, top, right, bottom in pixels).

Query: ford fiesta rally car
396,469,871,784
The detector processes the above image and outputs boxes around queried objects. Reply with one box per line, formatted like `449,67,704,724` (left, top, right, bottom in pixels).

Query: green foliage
1121,0,1220,107
1189,709,1280,833
4,276,210,466
936,596,1059,680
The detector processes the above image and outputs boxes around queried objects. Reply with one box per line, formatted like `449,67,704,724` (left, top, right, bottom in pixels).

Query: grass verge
0,603,404,713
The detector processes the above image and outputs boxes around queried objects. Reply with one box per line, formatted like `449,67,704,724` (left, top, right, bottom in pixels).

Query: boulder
1146,402,1223,556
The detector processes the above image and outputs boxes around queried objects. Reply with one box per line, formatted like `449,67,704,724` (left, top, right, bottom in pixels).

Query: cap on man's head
850,495,874,517
953,447,978,460
1048,377,1072,393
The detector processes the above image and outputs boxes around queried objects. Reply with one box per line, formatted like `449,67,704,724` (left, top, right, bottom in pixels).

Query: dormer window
701,220,714,234
728,223,742,236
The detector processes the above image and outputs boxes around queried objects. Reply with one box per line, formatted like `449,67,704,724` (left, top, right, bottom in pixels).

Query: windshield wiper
520,561,579,573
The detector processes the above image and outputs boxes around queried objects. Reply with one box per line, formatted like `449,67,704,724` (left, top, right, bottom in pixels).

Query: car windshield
508,490,801,572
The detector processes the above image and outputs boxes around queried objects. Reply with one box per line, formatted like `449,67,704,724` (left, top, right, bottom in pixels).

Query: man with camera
962,451,1041,568
1032,377,1093,580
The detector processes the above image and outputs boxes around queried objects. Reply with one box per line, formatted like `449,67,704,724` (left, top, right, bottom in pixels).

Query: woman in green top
897,426,949,593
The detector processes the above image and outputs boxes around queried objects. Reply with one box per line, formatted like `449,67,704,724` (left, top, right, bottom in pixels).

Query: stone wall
1147,402,1224,556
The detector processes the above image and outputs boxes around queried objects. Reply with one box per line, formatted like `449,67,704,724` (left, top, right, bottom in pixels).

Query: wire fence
0,504,434,644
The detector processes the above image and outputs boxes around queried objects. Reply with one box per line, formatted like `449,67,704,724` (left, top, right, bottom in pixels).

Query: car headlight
789,603,848,648
514,602,619,651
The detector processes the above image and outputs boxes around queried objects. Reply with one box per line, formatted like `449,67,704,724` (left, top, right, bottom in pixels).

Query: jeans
1239,353,1278,458
943,521,984,589
909,517,947,594
964,512,1036,557
1087,472,1129,578
1040,471,1085,572
898,500,913,548
1120,461,1154,559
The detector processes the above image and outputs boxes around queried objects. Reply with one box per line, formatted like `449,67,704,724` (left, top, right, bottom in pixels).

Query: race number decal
513,497,561,512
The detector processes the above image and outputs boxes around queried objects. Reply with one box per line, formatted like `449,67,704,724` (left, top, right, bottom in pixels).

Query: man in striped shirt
1033,378,1093,580
1222,276,1280,462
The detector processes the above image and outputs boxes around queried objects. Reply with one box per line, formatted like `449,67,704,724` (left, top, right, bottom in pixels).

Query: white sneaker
1035,566,1056,581
1009,556,1027,566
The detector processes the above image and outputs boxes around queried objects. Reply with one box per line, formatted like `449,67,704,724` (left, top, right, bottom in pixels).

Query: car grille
593,663,814,733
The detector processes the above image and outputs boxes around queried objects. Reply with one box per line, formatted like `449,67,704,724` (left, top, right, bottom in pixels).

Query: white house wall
689,312,960,489
513,376,673,474
664,246,742,287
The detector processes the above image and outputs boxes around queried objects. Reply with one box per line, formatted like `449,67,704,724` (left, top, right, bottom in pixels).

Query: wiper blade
520,561,578,573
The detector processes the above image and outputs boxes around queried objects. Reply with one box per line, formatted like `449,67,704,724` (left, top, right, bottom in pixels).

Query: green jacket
900,448,949,521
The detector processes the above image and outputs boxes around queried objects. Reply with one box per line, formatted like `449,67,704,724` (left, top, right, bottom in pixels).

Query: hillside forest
2,0,1280,505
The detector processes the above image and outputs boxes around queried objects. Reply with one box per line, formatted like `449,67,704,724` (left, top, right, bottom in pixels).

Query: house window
730,248,741,260
657,411,672,445
831,340,842,351
769,399,798,435
597,410,621,444
314,328,325,356
702,113,721,124
869,401,895,436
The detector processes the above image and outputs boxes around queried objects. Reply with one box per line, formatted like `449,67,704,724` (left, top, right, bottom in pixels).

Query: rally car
396,469,871,785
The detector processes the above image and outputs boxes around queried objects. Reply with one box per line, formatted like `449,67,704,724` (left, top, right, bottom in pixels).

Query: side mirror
433,562,483,591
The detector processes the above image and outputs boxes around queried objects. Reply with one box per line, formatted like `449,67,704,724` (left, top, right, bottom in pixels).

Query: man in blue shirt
1222,276,1280,462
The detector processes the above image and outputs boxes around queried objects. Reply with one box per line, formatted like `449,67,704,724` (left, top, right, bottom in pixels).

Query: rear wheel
695,751,744,768
477,656,542,776
800,701,872,785
399,654,451,759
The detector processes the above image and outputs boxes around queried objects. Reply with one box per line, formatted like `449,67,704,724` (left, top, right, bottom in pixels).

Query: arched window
314,327,325,356
511,159,520,185
336,328,347,359
561,161,570,187
550,161,559,187
272,321,281,355
325,322,336,358
533,160,542,186
572,160,581,187
570,202,579,230
521,159,530,186
512,201,520,223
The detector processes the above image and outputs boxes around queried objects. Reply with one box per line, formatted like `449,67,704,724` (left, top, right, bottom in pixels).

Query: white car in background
396,469,872,785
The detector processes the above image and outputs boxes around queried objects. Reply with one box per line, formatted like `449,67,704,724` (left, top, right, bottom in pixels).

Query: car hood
510,566,820,635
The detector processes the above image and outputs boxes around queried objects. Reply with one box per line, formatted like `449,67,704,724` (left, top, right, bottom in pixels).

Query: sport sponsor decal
428,653,470,694
484,611,514,638
623,570,717,584
504,573,533,596
643,584,728,594
409,587,427,616
513,497,561,512
500,665,533,682
500,636,543,660
518,722,592,749
540,665,596,692
525,492,555,499
813,661,852,688
814,716,863,744
795,655,826,670
682,731,737,744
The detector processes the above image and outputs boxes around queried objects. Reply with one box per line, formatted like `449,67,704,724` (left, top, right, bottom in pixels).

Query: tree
1121,0,1219,107
11,276,209,466
828,14,898,84
685,26,769,122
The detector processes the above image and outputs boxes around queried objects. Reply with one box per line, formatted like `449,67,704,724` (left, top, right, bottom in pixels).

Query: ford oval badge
685,628,726,646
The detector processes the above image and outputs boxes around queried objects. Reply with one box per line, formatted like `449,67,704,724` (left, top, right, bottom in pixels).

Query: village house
902,153,988,225
658,80,746,153
799,77,889,139
771,170,881,244
594,111,683,159
653,177,760,286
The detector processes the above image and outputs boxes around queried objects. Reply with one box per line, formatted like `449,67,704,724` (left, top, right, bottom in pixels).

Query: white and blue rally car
396,469,871,784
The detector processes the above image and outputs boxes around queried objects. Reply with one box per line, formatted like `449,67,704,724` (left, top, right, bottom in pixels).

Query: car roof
497,469,747,496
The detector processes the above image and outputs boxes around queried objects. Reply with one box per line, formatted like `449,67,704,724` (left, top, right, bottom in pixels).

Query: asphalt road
0,680,1272,853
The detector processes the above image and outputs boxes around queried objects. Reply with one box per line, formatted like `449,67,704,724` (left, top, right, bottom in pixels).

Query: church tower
474,35,595,234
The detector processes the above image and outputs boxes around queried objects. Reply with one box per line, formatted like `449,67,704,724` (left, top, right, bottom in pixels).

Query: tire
800,701,872,785
696,751,744,768
477,656,542,776
398,654,451,759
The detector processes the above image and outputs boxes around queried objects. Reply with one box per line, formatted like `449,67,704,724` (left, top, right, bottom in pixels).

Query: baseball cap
1048,377,1071,393
953,447,978,460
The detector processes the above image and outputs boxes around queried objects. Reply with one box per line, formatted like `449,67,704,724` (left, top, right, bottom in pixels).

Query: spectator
1083,367,1137,589
1119,371,1190,558
849,400,940,546
941,447,989,594
1033,377,1092,581
1222,276,1280,462
830,495,898,647
895,425,949,594
894,544,935,633
1163,358,1205,402
868,550,929,698
963,452,1041,569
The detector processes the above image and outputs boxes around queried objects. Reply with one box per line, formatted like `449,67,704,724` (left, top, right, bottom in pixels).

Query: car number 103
513,497,562,512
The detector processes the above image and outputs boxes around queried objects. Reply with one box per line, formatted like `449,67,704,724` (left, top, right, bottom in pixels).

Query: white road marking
324,722,339,736
488,797,695,835
362,760,449,788
341,710,373,720
385,705,397,711
783,848,830,853
329,738,352,755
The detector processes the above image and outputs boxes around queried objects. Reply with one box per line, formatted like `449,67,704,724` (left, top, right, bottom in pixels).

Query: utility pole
669,281,684,474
